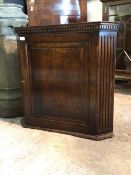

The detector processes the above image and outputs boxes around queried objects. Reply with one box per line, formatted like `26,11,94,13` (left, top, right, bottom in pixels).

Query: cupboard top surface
15,22,119,36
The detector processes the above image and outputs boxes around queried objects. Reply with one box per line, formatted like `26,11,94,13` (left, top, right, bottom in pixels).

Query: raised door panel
28,42,90,125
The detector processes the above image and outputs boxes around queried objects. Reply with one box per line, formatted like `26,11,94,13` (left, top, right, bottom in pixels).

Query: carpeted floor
0,87,131,175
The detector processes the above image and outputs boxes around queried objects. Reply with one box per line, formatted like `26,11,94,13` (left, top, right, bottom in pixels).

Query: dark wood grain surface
27,0,87,26
15,22,119,140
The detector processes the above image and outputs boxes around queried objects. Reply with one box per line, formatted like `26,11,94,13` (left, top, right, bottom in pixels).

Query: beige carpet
0,87,131,175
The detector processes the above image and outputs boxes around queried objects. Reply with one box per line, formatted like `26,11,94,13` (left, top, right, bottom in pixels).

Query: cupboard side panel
17,40,32,120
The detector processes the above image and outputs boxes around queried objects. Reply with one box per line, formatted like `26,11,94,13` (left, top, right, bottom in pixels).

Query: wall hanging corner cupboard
15,22,119,140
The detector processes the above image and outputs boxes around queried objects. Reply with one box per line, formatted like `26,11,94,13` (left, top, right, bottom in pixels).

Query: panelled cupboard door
15,22,119,140
29,43,90,124
25,33,90,135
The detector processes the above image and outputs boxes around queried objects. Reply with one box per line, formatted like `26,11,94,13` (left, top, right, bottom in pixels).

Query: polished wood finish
15,22,119,140
27,0,87,26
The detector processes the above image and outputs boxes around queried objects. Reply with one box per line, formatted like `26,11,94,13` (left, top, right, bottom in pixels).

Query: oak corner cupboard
15,22,119,140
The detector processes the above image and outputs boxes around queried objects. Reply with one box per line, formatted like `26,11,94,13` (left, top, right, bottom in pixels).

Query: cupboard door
28,42,90,124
